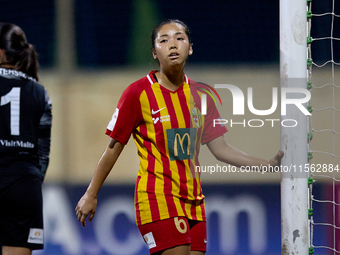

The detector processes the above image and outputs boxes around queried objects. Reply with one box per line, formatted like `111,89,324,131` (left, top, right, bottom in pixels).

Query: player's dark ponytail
0,23,39,81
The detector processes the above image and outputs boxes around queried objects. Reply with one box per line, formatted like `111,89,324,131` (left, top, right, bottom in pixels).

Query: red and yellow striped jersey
106,70,227,226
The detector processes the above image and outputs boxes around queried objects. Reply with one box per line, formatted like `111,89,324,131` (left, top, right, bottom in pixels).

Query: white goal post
280,0,309,254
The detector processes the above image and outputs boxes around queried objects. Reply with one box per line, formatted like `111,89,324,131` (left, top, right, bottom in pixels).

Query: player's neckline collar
148,70,189,93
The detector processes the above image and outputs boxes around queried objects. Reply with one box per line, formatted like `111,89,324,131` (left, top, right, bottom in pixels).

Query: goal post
280,0,309,254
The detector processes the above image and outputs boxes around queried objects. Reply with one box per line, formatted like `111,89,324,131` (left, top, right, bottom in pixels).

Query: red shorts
138,217,206,254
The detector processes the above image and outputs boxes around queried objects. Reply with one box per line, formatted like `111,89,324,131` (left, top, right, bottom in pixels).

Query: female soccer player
75,19,283,255
0,23,52,255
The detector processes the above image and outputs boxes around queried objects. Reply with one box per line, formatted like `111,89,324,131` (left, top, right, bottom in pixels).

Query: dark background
1,0,338,68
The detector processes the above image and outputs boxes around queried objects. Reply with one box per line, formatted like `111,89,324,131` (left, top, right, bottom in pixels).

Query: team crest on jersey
191,107,202,128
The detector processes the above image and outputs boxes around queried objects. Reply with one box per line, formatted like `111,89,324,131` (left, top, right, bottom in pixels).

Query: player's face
152,23,193,69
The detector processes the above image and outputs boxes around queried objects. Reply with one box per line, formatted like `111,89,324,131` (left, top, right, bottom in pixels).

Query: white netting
308,0,340,254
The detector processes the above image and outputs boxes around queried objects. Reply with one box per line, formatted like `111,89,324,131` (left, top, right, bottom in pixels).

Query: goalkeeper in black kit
0,23,52,255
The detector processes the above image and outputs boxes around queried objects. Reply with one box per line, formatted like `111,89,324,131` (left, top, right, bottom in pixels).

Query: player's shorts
0,174,44,250
138,216,207,254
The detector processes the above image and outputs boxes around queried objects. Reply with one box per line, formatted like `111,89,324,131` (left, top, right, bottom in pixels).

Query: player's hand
75,192,97,227
268,150,284,167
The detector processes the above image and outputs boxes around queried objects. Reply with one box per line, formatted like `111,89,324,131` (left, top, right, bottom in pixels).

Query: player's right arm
75,138,124,226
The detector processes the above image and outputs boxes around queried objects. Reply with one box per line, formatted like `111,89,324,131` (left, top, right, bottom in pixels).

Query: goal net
307,0,340,253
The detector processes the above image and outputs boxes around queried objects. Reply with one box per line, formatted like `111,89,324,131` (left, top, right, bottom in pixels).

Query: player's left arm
37,89,52,181
206,135,284,169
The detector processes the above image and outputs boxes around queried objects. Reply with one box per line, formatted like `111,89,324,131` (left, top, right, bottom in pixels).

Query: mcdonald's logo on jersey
167,128,197,161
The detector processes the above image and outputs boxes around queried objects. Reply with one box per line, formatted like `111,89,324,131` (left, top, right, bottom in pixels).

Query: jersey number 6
174,217,188,234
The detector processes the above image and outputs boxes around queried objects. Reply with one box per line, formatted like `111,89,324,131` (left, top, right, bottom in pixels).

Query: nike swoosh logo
151,107,166,115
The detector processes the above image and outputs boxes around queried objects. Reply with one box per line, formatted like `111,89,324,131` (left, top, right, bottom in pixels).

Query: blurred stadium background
1,0,339,254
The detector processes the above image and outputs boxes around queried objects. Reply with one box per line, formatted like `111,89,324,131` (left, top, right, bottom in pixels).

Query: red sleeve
105,85,142,145
201,94,228,144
